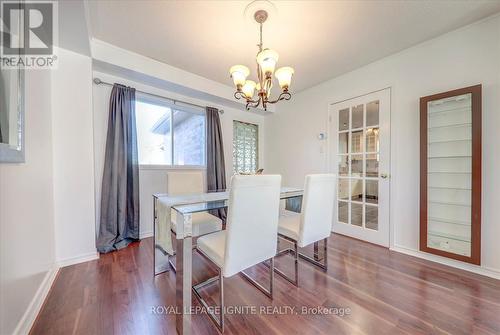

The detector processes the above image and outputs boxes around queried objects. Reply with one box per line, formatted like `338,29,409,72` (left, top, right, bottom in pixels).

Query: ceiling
87,1,500,93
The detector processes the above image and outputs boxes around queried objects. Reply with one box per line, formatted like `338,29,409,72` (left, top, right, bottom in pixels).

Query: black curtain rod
92,78,224,114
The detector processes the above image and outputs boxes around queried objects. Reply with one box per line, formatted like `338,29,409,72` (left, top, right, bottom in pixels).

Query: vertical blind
233,120,258,173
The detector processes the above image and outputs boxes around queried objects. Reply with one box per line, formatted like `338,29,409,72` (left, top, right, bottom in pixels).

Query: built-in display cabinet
420,85,481,265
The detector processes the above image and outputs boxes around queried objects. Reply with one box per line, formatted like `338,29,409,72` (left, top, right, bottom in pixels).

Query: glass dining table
152,187,303,334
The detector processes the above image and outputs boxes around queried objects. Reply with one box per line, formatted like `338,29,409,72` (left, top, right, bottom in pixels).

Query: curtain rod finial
93,78,102,85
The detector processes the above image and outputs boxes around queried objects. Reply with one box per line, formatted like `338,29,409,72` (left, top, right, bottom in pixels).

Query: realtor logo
0,0,58,68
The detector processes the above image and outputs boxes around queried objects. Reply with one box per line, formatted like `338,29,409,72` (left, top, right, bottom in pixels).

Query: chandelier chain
259,23,263,52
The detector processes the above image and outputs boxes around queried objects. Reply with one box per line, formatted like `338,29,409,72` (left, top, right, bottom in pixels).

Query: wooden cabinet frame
420,85,481,265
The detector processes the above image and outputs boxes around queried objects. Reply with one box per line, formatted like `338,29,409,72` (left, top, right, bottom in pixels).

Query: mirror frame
419,84,482,265
0,63,25,163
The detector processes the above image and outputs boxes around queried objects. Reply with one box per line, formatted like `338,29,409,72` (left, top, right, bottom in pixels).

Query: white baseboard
391,245,500,280
56,251,99,268
140,230,153,239
13,267,59,335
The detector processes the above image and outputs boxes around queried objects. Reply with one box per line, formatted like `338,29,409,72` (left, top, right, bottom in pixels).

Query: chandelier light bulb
241,80,257,98
229,65,250,88
275,66,294,90
256,49,279,76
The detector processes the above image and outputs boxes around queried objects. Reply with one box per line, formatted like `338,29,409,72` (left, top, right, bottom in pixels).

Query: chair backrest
299,174,336,247
167,171,204,196
223,175,281,277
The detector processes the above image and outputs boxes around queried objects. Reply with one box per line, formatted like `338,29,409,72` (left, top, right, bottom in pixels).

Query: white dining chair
193,174,282,332
275,174,335,286
167,171,222,271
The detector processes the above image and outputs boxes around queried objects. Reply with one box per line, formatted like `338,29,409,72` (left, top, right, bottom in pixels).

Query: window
135,99,206,166
233,120,259,173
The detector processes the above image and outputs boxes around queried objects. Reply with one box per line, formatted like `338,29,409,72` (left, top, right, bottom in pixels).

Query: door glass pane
338,132,349,154
338,155,349,176
351,130,363,153
351,202,363,227
338,201,348,223
366,153,379,177
366,100,379,126
366,127,379,153
351,154,363,177
350,179,363,202
366,180,378,204
365,205,378,230
339,108,349,131
338,178,349,200
352,104,364,129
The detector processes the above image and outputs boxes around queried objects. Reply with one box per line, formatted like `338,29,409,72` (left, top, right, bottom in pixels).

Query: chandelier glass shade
229,9,294,111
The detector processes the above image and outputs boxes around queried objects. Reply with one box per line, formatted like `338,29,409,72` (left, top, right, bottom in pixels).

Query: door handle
381,173,389,179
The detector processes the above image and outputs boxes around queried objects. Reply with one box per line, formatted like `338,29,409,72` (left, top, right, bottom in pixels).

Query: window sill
139,165,206,171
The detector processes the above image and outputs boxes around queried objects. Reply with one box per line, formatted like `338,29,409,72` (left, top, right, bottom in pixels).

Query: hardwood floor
30,234,500,335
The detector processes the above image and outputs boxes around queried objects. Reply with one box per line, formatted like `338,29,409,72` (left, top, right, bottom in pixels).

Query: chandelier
229,9,294,111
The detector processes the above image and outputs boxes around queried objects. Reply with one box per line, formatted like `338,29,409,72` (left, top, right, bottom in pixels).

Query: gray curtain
97,84,140,253
206,106,227,220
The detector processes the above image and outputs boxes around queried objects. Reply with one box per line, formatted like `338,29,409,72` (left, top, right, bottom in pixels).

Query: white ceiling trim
91,39,275,113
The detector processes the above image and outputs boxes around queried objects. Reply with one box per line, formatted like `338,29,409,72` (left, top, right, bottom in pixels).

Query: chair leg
240,257,274,299
219,268,224,333
298,238,328,272
169,230,177,272
294,241,299,284
273,238,299,287
324,237,328,270
192,269,224,333
274,236,328,286
169,232,200,273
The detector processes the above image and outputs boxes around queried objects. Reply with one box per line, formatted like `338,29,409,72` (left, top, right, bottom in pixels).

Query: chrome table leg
175,212,193,335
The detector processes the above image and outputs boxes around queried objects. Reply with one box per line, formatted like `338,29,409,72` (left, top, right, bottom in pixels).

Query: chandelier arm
255,96,262,109
267,91,292,104
235,91,260,108
247,98,261,105
246,97,261,110
234,91,247,100
234,91,261,104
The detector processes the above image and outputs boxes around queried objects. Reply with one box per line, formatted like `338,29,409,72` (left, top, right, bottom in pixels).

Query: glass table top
170,187,303,215
173,200,228,215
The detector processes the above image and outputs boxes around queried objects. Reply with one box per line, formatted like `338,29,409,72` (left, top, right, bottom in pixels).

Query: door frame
326,87,393,248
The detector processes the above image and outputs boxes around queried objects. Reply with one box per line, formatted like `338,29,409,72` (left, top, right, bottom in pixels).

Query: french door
329,89,391,247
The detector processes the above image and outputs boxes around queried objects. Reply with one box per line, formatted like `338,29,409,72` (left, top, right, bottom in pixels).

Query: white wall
0,70,56,334
0,47,99,334
266,15,500,275
92,71,266,237
51,48,97,266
